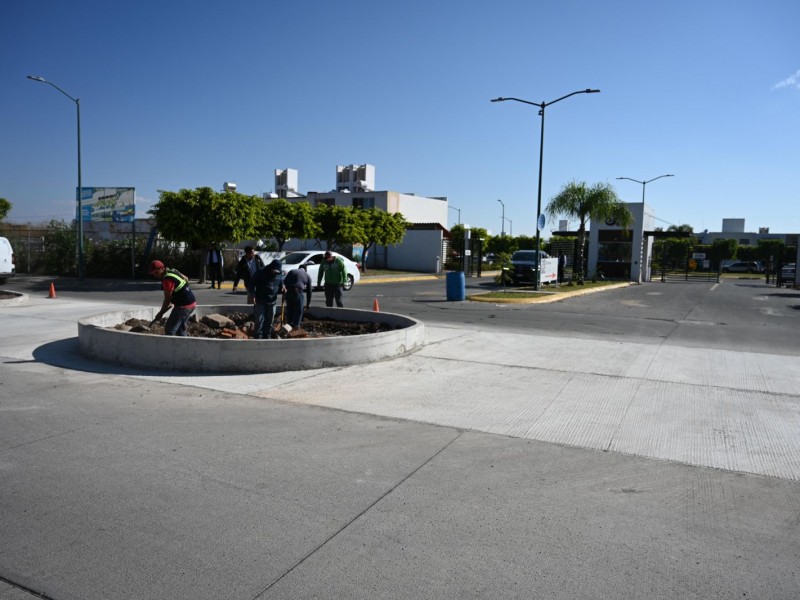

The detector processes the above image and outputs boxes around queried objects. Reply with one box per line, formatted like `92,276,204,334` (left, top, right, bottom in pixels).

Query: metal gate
442,235,483,277
649,241,719,283
549,238,578,283
649,238,797,286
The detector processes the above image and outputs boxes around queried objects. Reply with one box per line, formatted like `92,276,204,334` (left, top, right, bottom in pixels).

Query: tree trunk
576,221,587,284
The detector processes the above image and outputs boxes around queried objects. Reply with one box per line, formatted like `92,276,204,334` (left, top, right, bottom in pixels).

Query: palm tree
546,181,633,283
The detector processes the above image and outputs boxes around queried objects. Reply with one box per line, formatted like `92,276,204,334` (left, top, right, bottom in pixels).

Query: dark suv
511,250,550,284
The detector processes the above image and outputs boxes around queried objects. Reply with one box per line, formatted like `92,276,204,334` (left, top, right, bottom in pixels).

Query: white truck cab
0,237,16,284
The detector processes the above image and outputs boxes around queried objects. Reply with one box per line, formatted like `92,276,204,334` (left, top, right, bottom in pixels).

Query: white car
279,251,361,291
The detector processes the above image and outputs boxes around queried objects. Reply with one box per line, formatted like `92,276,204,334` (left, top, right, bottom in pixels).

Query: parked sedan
279,251,361,291
722,261,763,273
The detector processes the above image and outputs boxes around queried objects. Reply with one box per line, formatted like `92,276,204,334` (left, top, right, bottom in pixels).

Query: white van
0,237,16,284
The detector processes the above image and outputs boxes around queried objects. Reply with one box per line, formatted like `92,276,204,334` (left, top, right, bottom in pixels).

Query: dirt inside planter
116,311,395,339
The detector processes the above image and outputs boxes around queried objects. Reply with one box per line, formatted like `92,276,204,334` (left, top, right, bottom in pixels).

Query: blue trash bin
446,271,466,301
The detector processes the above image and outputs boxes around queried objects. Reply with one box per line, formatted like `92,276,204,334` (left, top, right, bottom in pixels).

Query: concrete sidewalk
1,295,800,599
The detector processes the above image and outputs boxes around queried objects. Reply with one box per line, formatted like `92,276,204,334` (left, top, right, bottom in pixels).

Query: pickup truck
510,250,558,285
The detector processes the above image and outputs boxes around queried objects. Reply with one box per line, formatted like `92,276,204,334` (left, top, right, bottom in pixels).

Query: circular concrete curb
78,305,425,373
0,290,28,306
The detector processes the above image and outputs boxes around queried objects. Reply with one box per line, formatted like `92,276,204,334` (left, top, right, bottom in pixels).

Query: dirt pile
115,311,395,339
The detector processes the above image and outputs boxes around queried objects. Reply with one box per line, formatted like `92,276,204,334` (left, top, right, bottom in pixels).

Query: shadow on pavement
29,337,216,379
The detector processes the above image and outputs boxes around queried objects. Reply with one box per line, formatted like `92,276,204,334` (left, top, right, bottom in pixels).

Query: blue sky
2,0,798,238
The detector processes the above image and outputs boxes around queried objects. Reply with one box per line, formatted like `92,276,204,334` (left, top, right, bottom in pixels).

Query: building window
352,197,375,209
315,198,335,207
597,229,632,263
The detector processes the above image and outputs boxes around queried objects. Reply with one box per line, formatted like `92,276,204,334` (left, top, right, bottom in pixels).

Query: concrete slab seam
249,430,464,599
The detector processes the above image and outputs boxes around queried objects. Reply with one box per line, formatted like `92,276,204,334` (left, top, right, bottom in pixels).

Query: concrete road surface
1,279,799,599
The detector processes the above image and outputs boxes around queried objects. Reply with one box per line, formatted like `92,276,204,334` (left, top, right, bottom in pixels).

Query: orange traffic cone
372,297,380,312
48,282,57,299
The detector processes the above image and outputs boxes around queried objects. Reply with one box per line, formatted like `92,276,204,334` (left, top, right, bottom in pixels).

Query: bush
494,268,514,286
41,220,78,276
86,237,147,278
144,246,200,280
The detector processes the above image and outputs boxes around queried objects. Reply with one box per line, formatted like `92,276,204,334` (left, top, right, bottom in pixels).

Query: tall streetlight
616,174,674,204
497,199,505,236
27,75,84,280
492,89,600,290
503,216,513,237
448,205,462,226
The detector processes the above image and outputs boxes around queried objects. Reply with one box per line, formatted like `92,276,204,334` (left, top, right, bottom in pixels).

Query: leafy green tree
356,208,407,273
149,187,261,276
0,198,11,222
289,201,321,246
255,199,321,251
667,224,694,234
709,238,738,267
445,224,466,270
546,181,633,283
755,238,784,267
313,204,362,252
150,187,260,246
486,233,518,257
469,227,489,245
468,227,490,263
658,238,694,264
449,224,466,253
516,234,538,251
258,198,295,251
447,225,489,260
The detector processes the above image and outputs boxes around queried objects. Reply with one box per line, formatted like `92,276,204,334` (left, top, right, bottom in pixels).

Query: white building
270,165,449,273
698,219,799,247
587,202,655,283
303,190,447,227
274,169,302,198
336,164,375,193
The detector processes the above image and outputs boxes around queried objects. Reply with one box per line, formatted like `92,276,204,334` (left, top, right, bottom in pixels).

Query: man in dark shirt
248,259,285,339
206,243,224,289
283,264,312,329
232,246,264,301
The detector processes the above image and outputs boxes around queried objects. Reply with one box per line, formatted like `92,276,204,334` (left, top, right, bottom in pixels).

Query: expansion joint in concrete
250,431,464,599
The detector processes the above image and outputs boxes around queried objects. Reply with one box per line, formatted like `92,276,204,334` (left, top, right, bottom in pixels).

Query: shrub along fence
0,221,214,280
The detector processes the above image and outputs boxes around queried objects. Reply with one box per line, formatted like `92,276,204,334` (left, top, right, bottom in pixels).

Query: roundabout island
78,304,425,373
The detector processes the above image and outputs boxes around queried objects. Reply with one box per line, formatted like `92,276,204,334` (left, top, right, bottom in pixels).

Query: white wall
393,193,448,228
588,202,652,282
722,218,746,233
386,229,444,272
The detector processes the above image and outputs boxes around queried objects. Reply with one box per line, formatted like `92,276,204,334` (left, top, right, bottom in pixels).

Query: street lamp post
616,174,674,285
448,205,462,226
27,75,84,280
616,174,674,204
503,217,513,237
492,89,600,290
497,199,505,236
